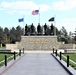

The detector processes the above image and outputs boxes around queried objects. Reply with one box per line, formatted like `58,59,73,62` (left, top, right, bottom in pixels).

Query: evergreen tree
59,26,68,43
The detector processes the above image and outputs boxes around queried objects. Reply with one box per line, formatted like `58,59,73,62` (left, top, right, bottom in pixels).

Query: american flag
32,10,39,15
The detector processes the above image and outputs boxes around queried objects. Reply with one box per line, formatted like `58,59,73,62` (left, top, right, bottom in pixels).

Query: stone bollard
67,55,69,67
5,55,7,66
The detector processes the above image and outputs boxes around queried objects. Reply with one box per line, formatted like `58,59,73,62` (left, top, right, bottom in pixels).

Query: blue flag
18,18,24,22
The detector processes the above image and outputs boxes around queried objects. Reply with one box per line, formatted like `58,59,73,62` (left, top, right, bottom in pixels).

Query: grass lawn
62,53,76,69
63,54,76,62
0,54,14,66
0,54,12,61
0,52,19,66
0,47,6,49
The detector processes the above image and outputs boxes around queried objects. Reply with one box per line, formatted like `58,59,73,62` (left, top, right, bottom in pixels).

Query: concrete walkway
2,53,69,75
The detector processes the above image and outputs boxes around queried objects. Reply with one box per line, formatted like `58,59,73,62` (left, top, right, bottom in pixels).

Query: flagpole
39,7,40,24
23,15,25,36
54,15,56,36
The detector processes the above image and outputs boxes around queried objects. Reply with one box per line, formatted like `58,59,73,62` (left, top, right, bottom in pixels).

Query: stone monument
20,36,60,50
6,23,62,50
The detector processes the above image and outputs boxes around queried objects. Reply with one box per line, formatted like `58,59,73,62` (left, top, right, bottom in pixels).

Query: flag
32,10,39,15
48,17,54,22
18,18,24,22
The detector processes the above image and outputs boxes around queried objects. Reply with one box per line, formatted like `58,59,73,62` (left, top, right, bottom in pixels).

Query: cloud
0,1,49,14
51,0,76,11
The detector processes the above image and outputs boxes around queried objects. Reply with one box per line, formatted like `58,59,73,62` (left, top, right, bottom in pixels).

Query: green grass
63,54,76,62
58,53,76,69
0,53,19,66
0,54,12,61
63,54,76,69
0,54,13,66
0,47,6,49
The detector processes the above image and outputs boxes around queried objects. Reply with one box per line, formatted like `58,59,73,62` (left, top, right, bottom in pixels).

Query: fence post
60,52,62,60
53,48,54,54
19,50,21,56
56,50,57,56
14,51,16,60
5,55,7,66
23,48,24,54
67,55,69,67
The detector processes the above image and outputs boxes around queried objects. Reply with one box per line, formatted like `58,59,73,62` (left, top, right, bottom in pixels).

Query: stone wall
6,36,75,50
20,36,61,50
6,36,61,50
6,44,18,49
64,49,76,53
59,44,75,49
6,42,21,50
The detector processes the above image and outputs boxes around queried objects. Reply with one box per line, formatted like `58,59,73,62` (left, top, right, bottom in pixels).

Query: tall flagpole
39,7,40,24
54,15,56,36
23,15,25,36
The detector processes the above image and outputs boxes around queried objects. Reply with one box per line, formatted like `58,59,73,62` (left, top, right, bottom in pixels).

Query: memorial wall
6,23,76,50
20,36,61,50
6,23,63,50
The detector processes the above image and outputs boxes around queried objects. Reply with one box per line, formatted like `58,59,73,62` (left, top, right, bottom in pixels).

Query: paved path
2,53,69,75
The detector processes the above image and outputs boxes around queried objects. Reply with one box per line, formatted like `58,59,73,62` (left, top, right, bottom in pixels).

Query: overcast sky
0,0,76,33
